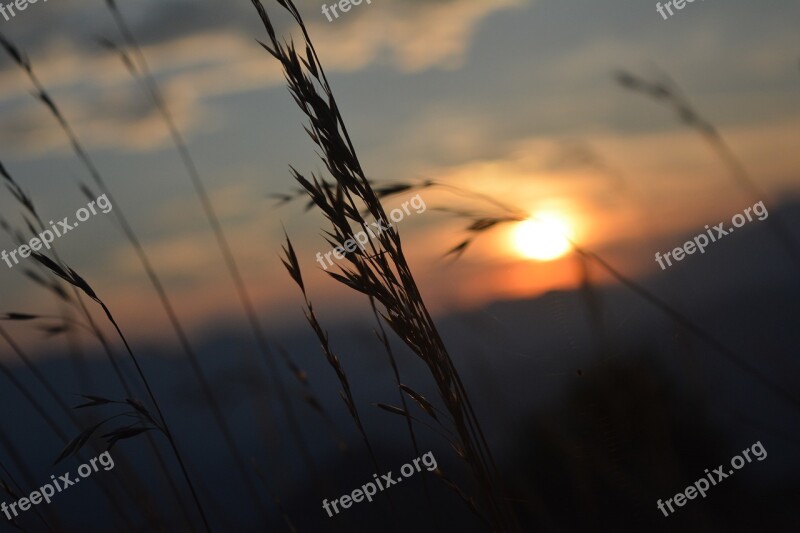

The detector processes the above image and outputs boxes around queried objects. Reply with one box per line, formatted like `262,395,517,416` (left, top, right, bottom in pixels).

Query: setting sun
513,213,573,261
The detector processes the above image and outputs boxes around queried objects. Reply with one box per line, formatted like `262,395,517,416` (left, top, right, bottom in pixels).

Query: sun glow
513,213,573,261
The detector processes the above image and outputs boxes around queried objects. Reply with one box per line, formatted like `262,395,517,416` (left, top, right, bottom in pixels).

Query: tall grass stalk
30,253,212,531
0,41,212,525
0,325,138,527
615,70,800,270
101,0,318,486
0,33,279,529
251,1,514,528
367,296,438,521
572,244,800,411
0,306,167,531
280,237,400,526
1,311,174,529
1,161,192,528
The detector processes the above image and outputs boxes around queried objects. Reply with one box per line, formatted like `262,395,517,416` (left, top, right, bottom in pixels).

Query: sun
513,213,573,261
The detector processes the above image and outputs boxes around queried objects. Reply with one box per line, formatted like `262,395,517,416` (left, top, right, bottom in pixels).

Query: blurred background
0,0,798,531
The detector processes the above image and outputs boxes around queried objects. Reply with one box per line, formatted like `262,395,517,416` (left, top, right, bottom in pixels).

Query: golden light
513,213,573,261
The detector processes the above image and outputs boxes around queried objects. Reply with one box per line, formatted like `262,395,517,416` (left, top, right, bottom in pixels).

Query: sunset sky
1,0,798,348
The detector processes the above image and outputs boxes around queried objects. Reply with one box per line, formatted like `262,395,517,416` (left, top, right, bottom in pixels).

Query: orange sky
0,0,798,355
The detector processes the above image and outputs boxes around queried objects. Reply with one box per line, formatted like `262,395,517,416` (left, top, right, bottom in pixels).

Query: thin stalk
430,178,800,417
103,0,316,485
616,70,800,270
0,35,231,530
252,2,515,527
96,299,211,531
572,243,800,411
0,325,136,529
368,296,438,525
67,289,195,531
0,161,194,529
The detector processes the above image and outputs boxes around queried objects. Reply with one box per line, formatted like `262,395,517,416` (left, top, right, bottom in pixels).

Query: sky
0,0,798,349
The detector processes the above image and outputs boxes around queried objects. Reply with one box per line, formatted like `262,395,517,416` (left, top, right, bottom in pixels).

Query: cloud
0,54,208,155
0,0,529,153
309,0,529,72
108,0,530,73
